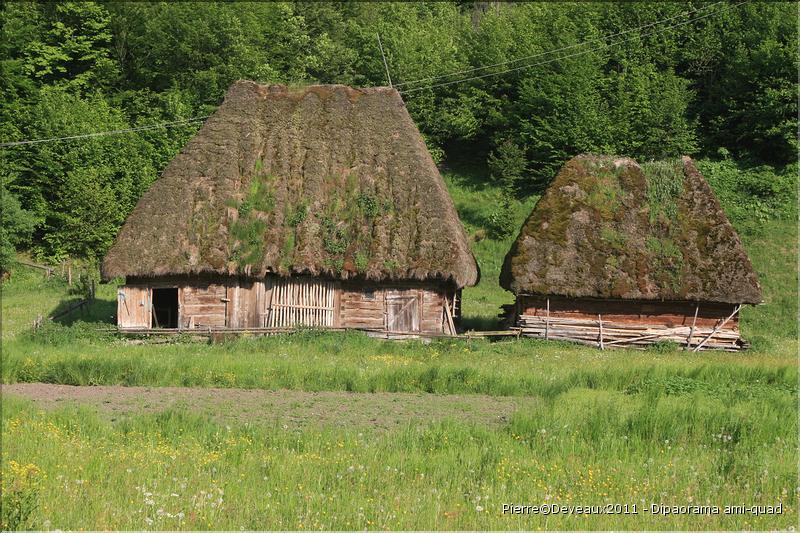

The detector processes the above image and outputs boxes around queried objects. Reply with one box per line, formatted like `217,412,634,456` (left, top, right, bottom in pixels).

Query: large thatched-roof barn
500,154,761,350
102,81,479,334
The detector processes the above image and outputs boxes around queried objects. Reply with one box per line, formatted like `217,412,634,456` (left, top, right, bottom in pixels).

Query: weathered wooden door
385,291,420,332
225,280,265,328
265,277,336,328
117,286,151,328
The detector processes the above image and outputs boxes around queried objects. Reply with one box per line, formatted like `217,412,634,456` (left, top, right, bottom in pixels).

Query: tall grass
3,390,795,530
3,329,796,397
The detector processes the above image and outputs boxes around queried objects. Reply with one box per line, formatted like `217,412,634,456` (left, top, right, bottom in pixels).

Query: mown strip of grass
3,385,795,530
3,329,796,398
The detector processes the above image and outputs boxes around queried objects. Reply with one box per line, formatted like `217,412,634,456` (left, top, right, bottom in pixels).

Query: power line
0,2,742,145
377,32,393,88
399,1,744,95
394,1,725,89
0,115,210,148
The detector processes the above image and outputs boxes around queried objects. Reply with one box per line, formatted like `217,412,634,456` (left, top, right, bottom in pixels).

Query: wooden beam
685,303,699,349
443,295,457,335
545,297,550,340
598,314,604,350
604,333,666,346
692,304,741,352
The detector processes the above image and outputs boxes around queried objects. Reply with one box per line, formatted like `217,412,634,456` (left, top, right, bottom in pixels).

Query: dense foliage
0,1,796,263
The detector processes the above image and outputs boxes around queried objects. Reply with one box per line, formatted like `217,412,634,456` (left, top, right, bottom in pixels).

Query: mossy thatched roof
500,155,762,304
103,81,479,287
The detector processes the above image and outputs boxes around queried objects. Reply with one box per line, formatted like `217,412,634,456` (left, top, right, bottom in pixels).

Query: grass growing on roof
228,170,276,270
584,162,625,219
642,158,685,225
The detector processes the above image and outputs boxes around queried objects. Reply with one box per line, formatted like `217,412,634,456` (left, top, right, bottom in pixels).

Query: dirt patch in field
2,383,539,431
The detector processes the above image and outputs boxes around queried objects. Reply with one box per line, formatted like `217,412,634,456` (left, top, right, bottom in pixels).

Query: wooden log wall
518,295,739,329
421,288,448,334
339,284,386,331
515,295,745,350
181,283,228,328
338,282,451,334
120,276,456,334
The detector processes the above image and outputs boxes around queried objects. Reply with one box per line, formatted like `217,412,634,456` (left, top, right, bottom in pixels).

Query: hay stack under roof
500,154,762,304
102,81,479,287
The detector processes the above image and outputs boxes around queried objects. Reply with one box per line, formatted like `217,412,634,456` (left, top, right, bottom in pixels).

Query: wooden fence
111,320,742,351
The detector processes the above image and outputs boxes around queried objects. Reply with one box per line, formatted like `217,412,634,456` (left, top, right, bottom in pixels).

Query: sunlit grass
3,391,795,530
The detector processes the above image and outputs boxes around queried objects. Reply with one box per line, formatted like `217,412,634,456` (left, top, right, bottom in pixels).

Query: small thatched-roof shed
103,81,478,334
500,154,761,350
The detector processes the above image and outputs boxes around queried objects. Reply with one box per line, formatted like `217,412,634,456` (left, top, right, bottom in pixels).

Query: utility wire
0,2,741,144
377,32,393,87
395,1,725,88
0,115,210,148
399,1,744,95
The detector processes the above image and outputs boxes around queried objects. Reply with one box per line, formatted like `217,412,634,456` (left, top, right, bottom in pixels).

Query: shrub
488,139,528,195
0,181,36,276
321,216,349,256
354,251,369,272
356,194,380,219
485,196,517,239
697,159,795,229
26,320,114,346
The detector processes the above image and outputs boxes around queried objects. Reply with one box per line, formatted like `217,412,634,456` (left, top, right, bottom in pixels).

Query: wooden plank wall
226,280,264,329
117,286,151,328
181,282,227,328
339,282,450,334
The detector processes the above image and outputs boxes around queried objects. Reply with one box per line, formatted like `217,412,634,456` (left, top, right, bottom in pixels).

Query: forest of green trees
1,2,796,270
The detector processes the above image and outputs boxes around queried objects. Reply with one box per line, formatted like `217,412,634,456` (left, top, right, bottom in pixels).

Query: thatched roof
102,81,479,287
500,155,762,304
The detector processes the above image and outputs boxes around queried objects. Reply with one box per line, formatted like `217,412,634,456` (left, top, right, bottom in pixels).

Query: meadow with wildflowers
3,381,796,530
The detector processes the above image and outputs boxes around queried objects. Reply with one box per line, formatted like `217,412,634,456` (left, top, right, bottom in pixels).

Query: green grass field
2,166,797,530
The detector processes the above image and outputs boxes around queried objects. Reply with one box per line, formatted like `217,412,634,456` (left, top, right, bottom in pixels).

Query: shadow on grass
454,203,491,232
461,315,501,332
440,141,492,192
50,296,116,327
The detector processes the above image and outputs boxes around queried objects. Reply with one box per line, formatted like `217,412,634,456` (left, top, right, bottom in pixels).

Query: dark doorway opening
152,288,178,328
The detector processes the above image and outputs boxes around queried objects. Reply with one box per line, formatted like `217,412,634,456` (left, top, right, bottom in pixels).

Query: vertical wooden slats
264,277,335,329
